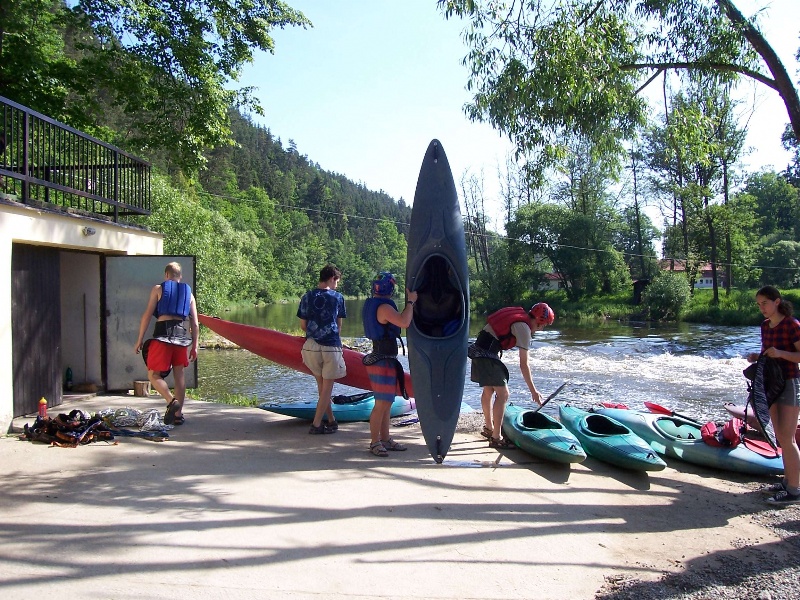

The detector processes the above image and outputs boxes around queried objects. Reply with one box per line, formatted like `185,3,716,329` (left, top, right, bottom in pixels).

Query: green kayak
558,405,666,471
502,404,586,464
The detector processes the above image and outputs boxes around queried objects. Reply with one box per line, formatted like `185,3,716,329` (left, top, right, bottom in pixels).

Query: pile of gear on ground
18,407,171,447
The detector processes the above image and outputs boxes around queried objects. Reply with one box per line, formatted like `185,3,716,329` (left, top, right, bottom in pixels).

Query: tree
0,0,311,172
440,0,800,171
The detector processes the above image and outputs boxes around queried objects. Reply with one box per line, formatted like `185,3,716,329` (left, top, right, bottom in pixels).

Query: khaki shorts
301,338,346,380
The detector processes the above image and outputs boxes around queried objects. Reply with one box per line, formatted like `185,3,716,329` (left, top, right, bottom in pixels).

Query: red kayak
198,314,414,397
724,403,800,445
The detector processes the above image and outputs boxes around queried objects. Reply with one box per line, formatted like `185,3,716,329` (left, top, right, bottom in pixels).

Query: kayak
724,402,800,445
405,139,470,463
259,392,416,422
198,314,413,397
593,406,784,476
558,405,666,471
502,404,586,464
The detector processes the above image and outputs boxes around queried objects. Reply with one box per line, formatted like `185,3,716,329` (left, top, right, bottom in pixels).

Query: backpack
743,355,785,407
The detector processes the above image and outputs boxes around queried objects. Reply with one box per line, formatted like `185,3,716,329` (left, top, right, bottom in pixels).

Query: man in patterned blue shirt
298,264,347,434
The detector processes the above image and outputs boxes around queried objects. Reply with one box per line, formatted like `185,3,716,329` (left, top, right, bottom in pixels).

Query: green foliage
756,241,800,289
1,0,311,172
642,271,691,321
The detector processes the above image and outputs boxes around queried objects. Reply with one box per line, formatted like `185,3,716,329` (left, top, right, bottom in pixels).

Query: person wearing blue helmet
362,272,417,457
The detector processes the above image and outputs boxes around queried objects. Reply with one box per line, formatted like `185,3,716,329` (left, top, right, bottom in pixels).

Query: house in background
658,259,727,289
0,95,194,433
538,272,563,291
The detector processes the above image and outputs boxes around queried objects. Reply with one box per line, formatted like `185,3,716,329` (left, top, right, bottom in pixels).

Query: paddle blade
644,401,671,415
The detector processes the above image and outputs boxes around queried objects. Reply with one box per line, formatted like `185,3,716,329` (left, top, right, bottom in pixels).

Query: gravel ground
452,410,800,600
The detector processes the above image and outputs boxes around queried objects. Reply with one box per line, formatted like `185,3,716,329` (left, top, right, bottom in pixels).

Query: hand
406,288,418,303
134,342,142,354
746,352,759,362
764,347,781,359
532,389,542,404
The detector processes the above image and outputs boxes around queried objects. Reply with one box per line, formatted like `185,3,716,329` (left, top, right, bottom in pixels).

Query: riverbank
2,393,797,599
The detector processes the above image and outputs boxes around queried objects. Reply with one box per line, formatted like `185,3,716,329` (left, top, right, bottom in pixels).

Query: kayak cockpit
653,417,700,441
520,411,563,430
584,414,628,436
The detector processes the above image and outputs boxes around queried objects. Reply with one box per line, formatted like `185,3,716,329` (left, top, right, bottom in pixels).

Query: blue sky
238,1,799,228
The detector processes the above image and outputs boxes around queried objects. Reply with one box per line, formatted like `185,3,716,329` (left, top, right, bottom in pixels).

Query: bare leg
480,386,495,431
771,403,800,489
311,376,335,428
172,364,186,417
148,370,173,404
369,401,393,444
491,385,510,440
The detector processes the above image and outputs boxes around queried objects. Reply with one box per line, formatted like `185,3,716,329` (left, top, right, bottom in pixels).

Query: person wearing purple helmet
469,302,555,449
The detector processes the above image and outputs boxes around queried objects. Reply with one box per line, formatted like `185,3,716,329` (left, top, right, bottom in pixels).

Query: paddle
643,401,703,426
531,381,569,413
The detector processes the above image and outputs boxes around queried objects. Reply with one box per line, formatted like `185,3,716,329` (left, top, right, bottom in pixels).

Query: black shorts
470,357,509,387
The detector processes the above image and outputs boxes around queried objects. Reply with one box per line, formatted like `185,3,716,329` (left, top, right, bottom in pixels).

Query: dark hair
756,285,794,317
319,264,341,282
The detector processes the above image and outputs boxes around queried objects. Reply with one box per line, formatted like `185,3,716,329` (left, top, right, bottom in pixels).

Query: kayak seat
521,411,561,430
414,255,463,338
656,419,700,440
585,414,627,436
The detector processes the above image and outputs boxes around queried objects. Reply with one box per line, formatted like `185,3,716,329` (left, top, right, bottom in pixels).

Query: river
197,300,760,424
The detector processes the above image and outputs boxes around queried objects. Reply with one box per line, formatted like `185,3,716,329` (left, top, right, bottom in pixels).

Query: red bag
701,418,743,447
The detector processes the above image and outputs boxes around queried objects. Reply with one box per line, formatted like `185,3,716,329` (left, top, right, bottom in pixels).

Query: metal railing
0,96,150,221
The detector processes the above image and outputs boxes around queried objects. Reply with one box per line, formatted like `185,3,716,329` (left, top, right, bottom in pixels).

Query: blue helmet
372,272,396,296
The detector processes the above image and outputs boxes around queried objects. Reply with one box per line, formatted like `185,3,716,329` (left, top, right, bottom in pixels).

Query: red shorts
146,340,189,372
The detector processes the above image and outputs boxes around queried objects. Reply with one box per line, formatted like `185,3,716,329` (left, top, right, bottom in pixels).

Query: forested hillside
142,110,412,314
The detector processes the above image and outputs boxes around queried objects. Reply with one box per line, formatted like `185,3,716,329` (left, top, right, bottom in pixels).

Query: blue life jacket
362,297,400,341
154,280,192,319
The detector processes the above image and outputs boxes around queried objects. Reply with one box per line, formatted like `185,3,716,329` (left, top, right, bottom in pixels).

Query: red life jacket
486,307,533,350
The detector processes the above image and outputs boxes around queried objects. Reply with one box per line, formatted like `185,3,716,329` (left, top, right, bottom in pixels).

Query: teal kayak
502,404,586,464
558,405,666,471
259,393,416,422
593,406,784,476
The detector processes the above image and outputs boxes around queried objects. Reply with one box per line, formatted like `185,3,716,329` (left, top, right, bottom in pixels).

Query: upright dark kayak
406,139,470,463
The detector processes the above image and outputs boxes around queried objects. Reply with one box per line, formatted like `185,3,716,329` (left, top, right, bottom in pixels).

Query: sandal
369,441,389,457
382,437,407,451
173,415,185,426
480,426,493,439
488,437,515,449
164,399,179,425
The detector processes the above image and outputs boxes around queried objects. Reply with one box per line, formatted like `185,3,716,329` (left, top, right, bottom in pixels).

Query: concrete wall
0,200,163,431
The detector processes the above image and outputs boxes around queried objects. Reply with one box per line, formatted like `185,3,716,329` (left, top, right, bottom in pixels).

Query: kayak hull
502,404,586,464
559,405,666,471
198,314,413,398
259,394,415,422
594,407,784,476
406,140,470,463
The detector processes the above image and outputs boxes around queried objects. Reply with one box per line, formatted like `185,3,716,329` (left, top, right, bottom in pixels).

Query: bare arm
764,339,800,364
377,289,419,328
188,294,200,361
518,348,542,404
134,285,160,353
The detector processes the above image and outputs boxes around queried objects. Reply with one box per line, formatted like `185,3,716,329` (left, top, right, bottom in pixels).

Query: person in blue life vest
361,272,417,457
134,261,199,426
297,264,347,434
469,303,555,449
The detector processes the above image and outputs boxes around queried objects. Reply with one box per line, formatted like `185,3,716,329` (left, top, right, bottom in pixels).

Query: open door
104,256,197,392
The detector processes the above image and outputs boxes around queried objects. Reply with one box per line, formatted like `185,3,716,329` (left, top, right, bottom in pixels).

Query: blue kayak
558,405,666,471
502,404,586,464
259,392,415,422
406,139,470,463
593,406,784,476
